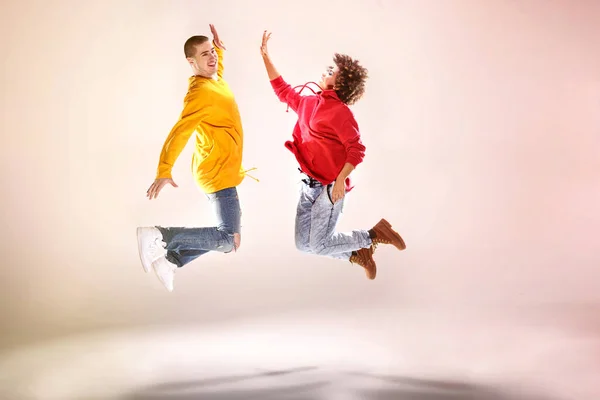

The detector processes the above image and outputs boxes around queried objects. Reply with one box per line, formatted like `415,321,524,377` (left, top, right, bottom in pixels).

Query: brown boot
350,246,377,280
369,218,406,251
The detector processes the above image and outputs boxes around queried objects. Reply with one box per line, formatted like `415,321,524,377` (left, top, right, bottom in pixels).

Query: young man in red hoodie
260,31,406,280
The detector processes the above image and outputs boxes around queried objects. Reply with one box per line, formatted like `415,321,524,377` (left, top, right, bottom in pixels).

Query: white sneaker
136,227,166,273
152,256,177,292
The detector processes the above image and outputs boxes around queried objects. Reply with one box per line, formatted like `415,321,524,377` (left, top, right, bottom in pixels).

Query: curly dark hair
332,53,369,105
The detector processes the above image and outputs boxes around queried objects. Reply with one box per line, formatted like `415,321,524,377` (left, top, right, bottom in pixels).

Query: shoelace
372,237,391,250
285,81,324,112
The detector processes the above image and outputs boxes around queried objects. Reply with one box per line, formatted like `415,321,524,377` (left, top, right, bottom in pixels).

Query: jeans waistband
299,168,329,188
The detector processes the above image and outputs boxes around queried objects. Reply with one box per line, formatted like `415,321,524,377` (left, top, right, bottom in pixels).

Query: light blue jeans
156,187,241,268
295,179,372,260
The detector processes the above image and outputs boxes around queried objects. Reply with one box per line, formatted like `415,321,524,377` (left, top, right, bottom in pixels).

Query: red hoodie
270,75,366,192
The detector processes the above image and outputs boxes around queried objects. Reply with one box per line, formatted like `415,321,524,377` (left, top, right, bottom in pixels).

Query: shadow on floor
124,367,557,400
125,366,323,400
347,372,556,400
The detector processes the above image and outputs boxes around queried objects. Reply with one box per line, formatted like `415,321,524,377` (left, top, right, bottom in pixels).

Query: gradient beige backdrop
1,0,599,369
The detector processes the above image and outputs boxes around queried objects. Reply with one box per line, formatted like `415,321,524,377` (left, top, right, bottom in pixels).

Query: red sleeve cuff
345,155,363,167
270,75,284,87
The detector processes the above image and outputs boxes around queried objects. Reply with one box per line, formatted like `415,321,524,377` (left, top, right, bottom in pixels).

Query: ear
186,57,195,66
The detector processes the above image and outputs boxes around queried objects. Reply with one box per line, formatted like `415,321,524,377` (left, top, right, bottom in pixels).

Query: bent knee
295,238,312,254
224,232,240,253
310,244,327,255
233,232,241,251
308,239,329,255
217,231,240,254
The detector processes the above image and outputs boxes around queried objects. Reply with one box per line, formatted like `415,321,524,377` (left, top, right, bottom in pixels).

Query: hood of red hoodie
319,89,341,100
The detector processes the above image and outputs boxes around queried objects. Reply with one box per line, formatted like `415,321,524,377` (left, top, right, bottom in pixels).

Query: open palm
209,24,226,50
260,30,272,57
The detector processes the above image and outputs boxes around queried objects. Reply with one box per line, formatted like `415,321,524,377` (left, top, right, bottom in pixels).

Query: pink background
1,0,599,398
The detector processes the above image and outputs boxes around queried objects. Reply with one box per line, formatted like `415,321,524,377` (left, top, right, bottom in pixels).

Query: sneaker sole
152,259,174,292
136,227,152,273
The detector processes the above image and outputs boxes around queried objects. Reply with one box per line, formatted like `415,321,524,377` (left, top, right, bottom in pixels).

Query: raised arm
214,42,224,79
209,24,225,79
260,30,303,112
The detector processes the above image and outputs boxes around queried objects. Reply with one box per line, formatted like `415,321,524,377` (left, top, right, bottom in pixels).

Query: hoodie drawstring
242,167,259,182
286,81,324,112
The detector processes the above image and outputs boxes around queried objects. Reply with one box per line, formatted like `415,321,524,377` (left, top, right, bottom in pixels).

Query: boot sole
366,266,377,280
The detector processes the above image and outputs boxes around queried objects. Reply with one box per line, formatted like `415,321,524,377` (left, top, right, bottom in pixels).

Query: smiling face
318,65,339,90
187,40,218,78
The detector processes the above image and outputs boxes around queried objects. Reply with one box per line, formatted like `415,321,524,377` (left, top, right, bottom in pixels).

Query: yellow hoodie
155,41,251,194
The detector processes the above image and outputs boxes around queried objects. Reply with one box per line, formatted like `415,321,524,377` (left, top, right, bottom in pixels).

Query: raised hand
260,30,272,57
209,24,226,50
146,178,178,200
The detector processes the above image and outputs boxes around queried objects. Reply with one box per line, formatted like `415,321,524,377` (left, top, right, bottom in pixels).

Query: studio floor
0,306,598,399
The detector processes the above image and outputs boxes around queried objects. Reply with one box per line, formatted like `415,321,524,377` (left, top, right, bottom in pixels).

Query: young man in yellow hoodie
136,24,252,292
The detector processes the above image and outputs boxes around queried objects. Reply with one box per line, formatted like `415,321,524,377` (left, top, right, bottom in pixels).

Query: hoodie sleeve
214,41,224,79
270,76,302,112
338,115,366,167
156,90,207,179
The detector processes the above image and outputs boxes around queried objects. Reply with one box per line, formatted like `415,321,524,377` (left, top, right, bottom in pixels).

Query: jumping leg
137,187,242,291
308,183,372,258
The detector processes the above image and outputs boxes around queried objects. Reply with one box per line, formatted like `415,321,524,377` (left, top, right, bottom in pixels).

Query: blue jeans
295,178,372,260
156,187,241,268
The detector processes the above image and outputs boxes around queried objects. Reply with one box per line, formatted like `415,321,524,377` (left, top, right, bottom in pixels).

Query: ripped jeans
156,187,241,268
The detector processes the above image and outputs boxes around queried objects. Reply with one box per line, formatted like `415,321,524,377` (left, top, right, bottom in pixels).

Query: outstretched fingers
209,23,226,50
146,178,177,200
261,30,272,45
261,31,272,53
147,181,163,200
